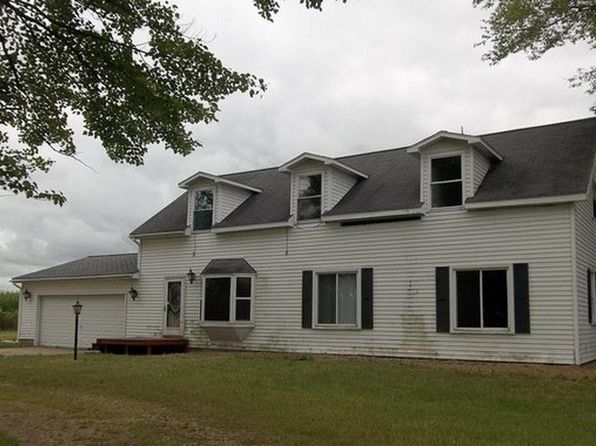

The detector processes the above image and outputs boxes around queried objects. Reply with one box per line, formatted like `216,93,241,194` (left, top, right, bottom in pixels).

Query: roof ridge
480,116,596,137
189,117,596,181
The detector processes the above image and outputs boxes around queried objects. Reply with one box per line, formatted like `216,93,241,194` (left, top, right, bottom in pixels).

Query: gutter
465,193,586,210
11,273,139,283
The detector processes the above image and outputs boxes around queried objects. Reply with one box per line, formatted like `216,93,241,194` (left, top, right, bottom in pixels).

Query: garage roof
12,253,138,282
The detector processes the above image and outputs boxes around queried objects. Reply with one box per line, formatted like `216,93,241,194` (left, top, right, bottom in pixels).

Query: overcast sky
1,0,593,289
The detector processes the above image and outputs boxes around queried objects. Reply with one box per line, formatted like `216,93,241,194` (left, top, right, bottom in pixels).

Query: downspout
570,205,580,364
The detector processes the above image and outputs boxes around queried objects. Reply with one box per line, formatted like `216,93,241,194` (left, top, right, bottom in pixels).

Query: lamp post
72,300,83,360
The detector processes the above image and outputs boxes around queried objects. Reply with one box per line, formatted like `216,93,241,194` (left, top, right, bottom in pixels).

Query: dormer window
194,189,214,230
431,155,463,208
297,174,322,220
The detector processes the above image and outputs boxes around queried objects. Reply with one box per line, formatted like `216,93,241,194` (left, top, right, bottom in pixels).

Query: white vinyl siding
288,160,359,219
328,168,358,210
134,203,576,364
17,277,132,343
185,179,253,229
472,150,491,194
216,183,252,223
574,189,596,364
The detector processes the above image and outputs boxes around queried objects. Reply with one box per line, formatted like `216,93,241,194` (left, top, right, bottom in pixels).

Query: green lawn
0,352,596,445
0,331,16,342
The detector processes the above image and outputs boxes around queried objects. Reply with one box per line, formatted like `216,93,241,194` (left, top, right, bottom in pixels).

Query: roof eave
212,220,293,233
322,207,425,223
465,193,586,210
278,152,368,178
406,131,503,161
11,273,139,283
129,230,187,238
178,172,262,193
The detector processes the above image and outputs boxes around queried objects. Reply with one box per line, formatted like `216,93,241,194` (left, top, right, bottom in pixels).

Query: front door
164,280,183,335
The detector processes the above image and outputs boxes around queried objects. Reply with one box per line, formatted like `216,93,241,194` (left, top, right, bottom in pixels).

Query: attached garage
12,253,137,346
39,294,125,348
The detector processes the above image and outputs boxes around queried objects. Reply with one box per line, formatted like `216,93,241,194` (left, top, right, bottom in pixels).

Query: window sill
313,324,361,331
200,321,254,328
200,322,254,342
427,206,465,213
295,219,322,227
451,328,514,335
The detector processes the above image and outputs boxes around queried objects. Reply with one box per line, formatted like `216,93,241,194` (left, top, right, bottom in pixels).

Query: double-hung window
297,174,322,220
316,272,358,326
430,155,463,208
194,190,213,230
455,268,510,330
203,276,254,323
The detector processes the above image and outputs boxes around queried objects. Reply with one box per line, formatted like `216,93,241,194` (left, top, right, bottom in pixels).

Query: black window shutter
588,269,593,325
513,263,530,334
302,271,313,328
435,267,450,332
361,268,374,329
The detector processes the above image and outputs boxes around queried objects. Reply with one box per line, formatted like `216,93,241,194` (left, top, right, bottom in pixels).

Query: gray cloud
0,0,593,288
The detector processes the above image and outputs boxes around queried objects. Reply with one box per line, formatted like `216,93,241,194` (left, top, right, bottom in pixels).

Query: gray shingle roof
13,253,138,281
201,258,257,275
130,117,596,235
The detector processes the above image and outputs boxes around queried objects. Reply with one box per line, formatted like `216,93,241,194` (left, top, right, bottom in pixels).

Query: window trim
296,172,323,222
313,269,361,329
449,265,514,334
201,273,255,325
589,269,596,326
163,277,186,334
429,153,464,210
193,187,215,232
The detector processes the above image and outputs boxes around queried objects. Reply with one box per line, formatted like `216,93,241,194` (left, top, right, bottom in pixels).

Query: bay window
203,275,254,323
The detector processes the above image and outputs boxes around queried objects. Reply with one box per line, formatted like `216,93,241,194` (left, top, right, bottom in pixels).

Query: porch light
72,300,83,316
128,287,138,301
187,268,196,284
22,289,31,301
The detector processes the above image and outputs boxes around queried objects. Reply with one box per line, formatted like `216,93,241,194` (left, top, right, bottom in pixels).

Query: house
12,117,596,364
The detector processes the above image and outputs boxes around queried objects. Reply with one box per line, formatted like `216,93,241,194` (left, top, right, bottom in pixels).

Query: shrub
0,291,19,331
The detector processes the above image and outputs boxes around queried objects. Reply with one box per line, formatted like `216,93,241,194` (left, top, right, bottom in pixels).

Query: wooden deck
92,337,189,355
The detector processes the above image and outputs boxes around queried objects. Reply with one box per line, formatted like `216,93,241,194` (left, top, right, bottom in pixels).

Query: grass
0,331,17,342
1,352,596,445
0,330,28,349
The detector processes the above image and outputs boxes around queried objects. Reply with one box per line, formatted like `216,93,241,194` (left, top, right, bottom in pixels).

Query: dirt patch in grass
0,384,240,446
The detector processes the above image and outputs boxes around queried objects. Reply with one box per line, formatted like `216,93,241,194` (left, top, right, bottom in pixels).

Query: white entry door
164,280,184,335
39,295,125,348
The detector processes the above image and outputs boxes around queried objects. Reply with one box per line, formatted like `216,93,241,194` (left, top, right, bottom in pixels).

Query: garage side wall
17,277,133,344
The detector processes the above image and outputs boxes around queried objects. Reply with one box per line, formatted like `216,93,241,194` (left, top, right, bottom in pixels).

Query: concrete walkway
0,347,71,356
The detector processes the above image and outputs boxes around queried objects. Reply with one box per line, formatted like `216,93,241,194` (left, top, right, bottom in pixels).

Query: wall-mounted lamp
22,289,31,301
187,268,196,284
128,287,138,301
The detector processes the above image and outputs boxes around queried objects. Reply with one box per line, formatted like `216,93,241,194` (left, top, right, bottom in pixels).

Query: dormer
407,131,502,211
278,153,368,222
178,172,262,232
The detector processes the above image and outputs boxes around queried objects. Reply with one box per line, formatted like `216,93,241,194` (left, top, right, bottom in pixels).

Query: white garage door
39,295,125,348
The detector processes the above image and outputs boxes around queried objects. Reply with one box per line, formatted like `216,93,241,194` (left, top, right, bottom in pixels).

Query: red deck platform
92,337,188,355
